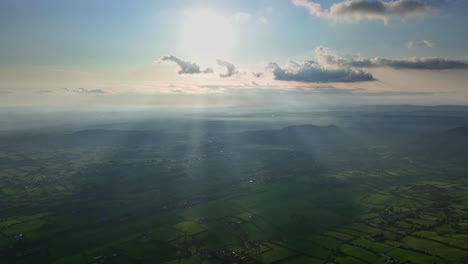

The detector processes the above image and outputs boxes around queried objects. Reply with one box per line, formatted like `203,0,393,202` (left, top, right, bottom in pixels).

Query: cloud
406,40,434,48
316,46,468,70
66,88,107,94
292,0,434,23
267,45,467,84
217,59,238,77
0,90,11,94
268,61,375,83
160,55,213,74
268,46,467,84
366,57,468,70
252,72,264,78
77,88,107,94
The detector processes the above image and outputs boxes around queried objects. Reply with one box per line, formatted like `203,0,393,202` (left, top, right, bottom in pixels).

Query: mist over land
2,105,468,263
2,0,468,263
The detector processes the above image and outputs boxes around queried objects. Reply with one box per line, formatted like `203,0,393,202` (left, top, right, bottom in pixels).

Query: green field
1,121,468,264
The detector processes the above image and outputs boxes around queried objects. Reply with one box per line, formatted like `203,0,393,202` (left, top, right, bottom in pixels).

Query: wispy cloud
281,85,443,96
292,0,434,23
365,57,468,70
36,90,55,94
65,88,108,94
316,46,468,70
360,90,440,96
191,84,442,97
406,40,435,48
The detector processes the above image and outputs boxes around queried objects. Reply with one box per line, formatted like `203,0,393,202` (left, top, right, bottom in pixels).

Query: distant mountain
412,126,468,146
406,126,468,163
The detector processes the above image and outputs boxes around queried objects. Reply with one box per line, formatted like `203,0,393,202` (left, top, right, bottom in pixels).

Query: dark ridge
445,127,468,137
0,129,171,148
237,124,347,147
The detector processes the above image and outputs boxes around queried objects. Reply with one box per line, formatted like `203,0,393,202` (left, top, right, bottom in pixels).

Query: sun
180,9,235,68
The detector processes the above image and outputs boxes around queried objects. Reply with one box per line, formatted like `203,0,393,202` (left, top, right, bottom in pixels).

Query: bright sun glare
181,9,235,68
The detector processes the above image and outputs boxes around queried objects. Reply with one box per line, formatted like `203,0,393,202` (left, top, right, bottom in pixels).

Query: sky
0,0,468,108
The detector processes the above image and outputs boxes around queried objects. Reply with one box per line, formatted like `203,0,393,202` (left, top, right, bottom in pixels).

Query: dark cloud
268,46,466,84
292,0,434,23
160,55,213,75
217,59,238,77
77,88,107,94
368,57,468,70
268,61,375,83
316,47,468,70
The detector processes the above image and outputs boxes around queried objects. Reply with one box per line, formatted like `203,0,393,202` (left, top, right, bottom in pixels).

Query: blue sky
1,0,468,107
